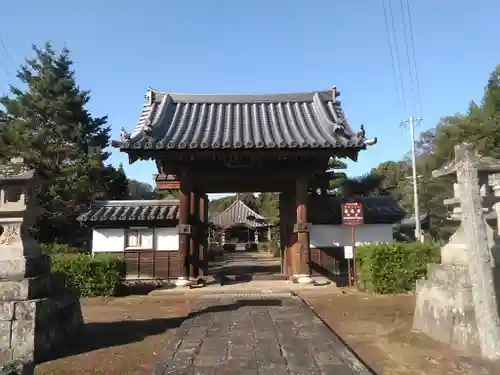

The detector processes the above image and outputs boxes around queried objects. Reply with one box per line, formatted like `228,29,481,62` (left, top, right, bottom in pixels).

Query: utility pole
400,115,423,242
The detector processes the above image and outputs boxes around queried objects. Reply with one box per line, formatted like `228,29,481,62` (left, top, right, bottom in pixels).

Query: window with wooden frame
125,228,153,250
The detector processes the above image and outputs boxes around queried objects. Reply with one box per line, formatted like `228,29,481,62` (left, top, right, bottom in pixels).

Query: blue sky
1,1,499,199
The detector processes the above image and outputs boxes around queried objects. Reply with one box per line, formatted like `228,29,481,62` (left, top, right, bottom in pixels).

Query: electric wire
0,34,14,82
382,0,402,109
399,0,416,111
405,0,423,116
387,0,406,109
0,35,15,72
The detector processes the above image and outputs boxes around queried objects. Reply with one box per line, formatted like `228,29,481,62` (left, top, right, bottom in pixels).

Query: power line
387,0,406,109
399,0,416,111
381,0,402,108
405,0,423,116
0,56,12,81
0,34,14,82
0,35,15,72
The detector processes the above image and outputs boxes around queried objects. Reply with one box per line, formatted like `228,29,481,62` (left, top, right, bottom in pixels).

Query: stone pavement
153,294,374,375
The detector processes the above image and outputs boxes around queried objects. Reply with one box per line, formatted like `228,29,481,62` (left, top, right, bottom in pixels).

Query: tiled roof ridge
215,199,265,221
114,86,376,151
90,199,179,207
78,199,181,223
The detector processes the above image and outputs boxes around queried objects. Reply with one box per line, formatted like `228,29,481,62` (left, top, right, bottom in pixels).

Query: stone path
154,294,374,375
208,250,282,276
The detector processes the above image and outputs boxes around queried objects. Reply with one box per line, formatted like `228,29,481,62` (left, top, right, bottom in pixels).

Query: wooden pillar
279,192,286,275
279,190,295,277
287,188,297,276
178,179,191,279
189,191,198,278
198,193,207,276
295,175,311,277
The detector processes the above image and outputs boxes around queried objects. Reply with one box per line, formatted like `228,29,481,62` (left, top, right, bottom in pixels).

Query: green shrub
51,253,126,297
356,242,440,294
41,243,83,255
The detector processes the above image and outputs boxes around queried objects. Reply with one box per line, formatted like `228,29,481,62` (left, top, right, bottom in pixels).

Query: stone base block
0,294,83,363
412,279,480,355
0,256,50,280
0,360,34,375
0,273,66,301
294,274,314,284
174,277,193,288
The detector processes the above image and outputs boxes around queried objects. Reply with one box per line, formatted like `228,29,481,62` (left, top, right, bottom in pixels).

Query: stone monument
0,157,83,366
413,143,500,359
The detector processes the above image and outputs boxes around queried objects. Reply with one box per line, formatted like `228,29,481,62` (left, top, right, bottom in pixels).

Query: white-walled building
78,200,182,279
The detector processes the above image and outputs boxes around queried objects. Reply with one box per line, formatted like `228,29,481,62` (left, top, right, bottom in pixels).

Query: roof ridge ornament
331,85,340,99
120,127,131,142
145,87,157,106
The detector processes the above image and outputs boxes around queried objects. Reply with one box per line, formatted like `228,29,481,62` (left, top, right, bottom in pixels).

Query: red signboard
342,201,364,226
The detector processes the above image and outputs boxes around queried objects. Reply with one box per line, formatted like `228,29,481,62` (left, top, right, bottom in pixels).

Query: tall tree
0,42,126,244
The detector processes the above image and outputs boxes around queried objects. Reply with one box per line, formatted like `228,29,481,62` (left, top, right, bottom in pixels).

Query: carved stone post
294,175,313,284
412,144,500,359
455,144,500,359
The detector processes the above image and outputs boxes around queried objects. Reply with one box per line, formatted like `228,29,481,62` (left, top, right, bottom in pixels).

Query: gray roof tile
78,200,180,223
113,88,371,150
211,199,267,228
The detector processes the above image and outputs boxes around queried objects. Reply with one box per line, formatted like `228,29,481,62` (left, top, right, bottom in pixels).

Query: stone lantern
412,150,500,356
0,157,46,278
0,157,83,366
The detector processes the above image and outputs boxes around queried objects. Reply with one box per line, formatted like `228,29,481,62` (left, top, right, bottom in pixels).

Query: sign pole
351,226,357,287
342,200,364,290
347,258,352,287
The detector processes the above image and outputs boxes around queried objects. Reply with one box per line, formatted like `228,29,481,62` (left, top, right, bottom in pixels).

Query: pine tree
0,42,127,245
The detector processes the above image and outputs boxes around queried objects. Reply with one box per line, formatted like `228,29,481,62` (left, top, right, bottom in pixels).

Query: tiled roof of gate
309,195,405,225
211,199,268,228
77,200,180,223
112,88,374,151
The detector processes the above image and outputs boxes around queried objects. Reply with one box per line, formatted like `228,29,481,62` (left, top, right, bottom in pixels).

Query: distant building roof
398,212,430,227
78,200,180,223
309,195,406,225
211,199,267,229
112,88,374,152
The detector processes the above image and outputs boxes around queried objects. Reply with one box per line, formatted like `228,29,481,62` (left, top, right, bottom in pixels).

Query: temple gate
113,87,375,286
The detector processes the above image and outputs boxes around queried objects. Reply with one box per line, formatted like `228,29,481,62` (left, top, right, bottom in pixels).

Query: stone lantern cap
432,153,500,178
0,157,35,181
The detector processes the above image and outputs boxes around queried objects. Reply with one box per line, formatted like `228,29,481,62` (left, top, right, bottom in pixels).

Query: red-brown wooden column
177,178,191,286
294,175,313,283
279,190,295,277
279,192,287,275
198,193,207,276
189,191,198,278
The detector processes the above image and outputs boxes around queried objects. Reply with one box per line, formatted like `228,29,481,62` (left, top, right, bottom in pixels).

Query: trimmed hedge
41,242,83,254
356,242,440,294
51,253,126,297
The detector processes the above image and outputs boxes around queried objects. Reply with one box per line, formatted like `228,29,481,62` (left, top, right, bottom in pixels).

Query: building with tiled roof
78,200,183,280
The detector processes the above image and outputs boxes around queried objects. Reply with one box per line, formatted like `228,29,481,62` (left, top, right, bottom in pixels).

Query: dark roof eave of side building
111,87,377,157
78,199,181,224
